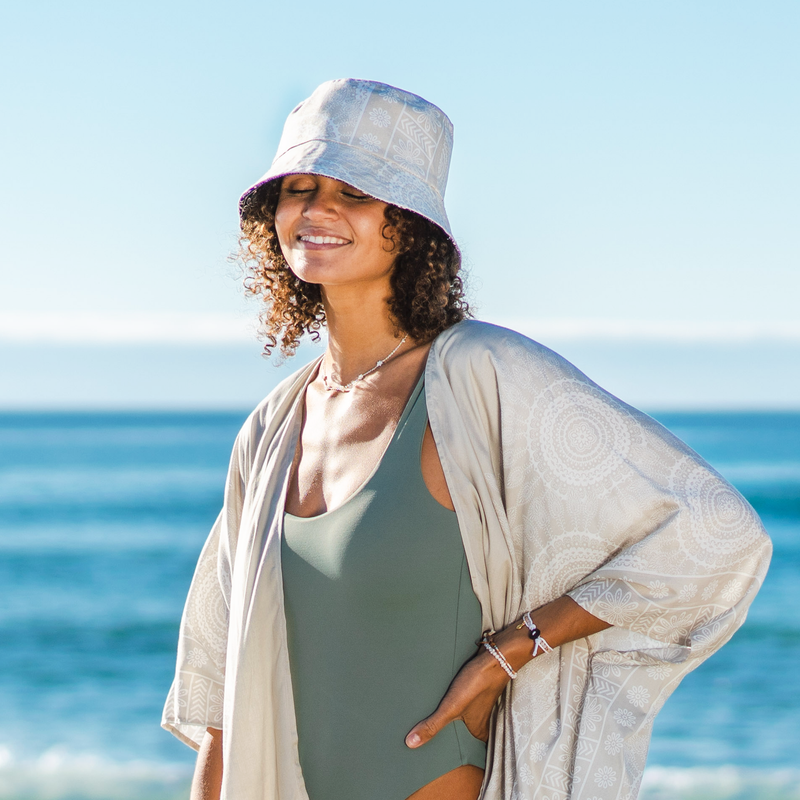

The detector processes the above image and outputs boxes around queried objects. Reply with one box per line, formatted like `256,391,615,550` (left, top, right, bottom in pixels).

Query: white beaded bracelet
479,630,518,679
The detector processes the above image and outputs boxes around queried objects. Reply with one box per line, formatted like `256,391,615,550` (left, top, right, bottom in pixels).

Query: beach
0,409,798,800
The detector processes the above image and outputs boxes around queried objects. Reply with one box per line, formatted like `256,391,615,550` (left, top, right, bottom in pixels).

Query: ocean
0,409,798,800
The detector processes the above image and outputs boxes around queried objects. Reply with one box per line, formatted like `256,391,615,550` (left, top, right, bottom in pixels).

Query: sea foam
1,750,799,800
641,765,800,800
0,746,192,800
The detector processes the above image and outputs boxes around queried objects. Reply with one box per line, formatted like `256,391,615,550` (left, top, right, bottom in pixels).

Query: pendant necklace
322,334,409,393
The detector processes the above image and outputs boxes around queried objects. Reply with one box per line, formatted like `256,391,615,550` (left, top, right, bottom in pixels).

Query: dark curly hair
238,179,470,358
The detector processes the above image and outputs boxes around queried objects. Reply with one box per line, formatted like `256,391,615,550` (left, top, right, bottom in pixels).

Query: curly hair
238,180,470,358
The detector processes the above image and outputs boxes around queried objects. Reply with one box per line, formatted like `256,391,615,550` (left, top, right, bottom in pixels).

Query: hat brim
239,139,455,247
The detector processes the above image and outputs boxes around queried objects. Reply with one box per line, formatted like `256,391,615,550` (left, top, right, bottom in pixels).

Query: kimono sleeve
563,394,773,662
502,343,773,663
161,431,246,750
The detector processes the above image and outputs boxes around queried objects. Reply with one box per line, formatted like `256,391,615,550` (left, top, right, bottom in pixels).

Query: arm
190,727,223,800
405,596,610,747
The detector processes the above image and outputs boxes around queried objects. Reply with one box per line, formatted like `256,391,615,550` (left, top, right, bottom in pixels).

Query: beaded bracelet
516,611,554,658
478,630,517,679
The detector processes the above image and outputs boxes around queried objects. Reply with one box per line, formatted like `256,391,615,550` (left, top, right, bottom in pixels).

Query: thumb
405,707,453,749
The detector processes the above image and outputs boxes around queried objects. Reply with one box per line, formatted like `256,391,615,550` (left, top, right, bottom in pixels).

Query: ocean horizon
2,337,800,412
1,408,798,799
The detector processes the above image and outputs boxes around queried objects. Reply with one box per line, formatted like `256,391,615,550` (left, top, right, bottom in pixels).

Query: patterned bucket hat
239,79,456,244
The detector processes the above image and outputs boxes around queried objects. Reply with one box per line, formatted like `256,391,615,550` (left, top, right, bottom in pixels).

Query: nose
301,187,339,220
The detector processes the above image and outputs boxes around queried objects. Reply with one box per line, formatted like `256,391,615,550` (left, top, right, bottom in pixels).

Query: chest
289,383,406,513
285,365,454,516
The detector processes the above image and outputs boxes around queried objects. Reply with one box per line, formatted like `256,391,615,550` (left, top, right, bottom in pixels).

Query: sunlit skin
190,174,610,800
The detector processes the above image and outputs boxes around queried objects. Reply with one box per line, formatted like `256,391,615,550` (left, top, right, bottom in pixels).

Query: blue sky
1,0,798,408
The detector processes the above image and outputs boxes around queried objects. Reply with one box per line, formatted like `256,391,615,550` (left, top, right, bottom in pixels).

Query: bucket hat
239,79,456,245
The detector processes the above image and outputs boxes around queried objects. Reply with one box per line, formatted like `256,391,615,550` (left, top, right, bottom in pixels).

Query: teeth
300,235,348,245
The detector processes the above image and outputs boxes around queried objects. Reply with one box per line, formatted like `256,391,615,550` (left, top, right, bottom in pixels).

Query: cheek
274,199,296,238
357,210,394,254
273,207,296,261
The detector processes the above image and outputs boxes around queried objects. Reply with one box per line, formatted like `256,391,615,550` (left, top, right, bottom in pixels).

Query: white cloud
486,317,800,344
2,312,800,345
0,312,257,344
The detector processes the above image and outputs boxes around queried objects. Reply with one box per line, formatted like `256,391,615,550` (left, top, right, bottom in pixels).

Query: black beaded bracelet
516,611,554,657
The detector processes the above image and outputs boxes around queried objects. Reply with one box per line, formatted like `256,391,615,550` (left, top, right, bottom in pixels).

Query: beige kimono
163,320,771,800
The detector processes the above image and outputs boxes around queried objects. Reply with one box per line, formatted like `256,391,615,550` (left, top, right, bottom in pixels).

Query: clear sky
1,0,798,407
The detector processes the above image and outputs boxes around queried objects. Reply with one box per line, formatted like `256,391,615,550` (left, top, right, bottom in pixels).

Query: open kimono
163,320,771,800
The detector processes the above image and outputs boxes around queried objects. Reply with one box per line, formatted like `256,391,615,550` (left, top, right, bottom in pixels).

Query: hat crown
241,79,456,242
275,79,454,198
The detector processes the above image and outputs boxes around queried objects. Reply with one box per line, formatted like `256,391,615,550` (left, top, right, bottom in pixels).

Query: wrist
493,622,538,672
476,644,515,688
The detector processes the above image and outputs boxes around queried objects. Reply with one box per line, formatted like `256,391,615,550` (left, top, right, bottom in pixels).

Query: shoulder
433,319,536,353
232,356,322,469
430,319,590,386
428,320,657,437
250,357,320,425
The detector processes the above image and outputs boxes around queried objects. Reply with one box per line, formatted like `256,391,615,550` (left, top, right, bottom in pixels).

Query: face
274,174,399,291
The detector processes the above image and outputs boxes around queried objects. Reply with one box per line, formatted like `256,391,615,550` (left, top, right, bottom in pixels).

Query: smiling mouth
298,234,350,245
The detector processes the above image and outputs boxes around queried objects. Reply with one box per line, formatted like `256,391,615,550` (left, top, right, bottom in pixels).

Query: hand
404,598,611,750
405,647,510,748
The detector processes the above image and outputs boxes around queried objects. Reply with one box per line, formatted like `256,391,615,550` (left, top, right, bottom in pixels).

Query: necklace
321,334,409,393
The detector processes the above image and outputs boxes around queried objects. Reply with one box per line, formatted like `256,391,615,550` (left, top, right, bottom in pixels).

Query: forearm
492,596,611,674
191,727,223,800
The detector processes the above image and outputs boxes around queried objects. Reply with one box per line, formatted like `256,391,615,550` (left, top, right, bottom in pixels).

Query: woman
163,80,771,800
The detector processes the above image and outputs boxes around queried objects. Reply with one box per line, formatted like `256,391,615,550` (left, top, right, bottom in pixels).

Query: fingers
405,654,502,749
405,706,454,749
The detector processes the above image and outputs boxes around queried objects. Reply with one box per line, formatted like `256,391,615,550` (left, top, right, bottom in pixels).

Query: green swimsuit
282,377,486,800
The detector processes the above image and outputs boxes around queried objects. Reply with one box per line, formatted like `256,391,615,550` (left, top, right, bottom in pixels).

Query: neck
322,282,407,382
